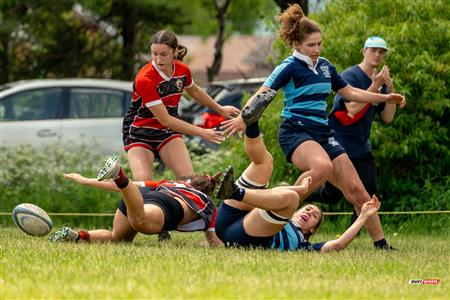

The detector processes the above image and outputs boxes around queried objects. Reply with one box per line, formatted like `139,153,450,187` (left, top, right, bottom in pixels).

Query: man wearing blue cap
307,36,403,250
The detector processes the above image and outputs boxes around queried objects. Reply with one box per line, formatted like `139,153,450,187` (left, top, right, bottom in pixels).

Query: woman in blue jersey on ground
215,109,380,251
221,4,405,250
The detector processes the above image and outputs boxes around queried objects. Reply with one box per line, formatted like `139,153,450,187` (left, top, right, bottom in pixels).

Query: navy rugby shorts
278,119,345,163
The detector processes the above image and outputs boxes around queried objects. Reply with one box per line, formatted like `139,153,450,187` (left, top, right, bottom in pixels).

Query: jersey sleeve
184,66,194,88
297,241,325,251
263,61,292,91
330,64,349,92
135,77,163,108
206,208,217,231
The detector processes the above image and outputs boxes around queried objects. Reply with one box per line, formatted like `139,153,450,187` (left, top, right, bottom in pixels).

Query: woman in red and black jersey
49,156,222,246
123,30,240,182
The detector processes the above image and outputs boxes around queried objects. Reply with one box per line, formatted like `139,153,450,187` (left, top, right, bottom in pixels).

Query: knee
281,190,300,214
311,161,333,183
347,186,369,207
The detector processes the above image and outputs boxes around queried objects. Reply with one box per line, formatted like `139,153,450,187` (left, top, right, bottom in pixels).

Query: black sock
114,168,129,189
374,238,388,248
245,121,260,138
231,187,246,201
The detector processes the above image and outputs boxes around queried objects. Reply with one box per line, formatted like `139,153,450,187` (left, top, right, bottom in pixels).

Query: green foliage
2,228,449,299
0,143,126,218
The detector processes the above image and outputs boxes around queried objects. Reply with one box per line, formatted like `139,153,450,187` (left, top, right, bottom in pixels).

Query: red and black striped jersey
145,180,217,232
123,59,194,132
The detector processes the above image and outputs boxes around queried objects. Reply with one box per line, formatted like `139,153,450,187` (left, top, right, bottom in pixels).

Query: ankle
114,168,129,189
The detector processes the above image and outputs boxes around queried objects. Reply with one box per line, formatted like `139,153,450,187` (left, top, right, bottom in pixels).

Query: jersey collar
152,60,175,81
293,50,319,74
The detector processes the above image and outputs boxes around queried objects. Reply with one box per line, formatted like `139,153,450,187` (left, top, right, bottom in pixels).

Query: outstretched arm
320,195,381,252
185,83,240,119
338,85,406,107
63,173,145,192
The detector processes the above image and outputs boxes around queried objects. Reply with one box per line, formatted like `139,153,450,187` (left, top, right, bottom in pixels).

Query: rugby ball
12,203,53,236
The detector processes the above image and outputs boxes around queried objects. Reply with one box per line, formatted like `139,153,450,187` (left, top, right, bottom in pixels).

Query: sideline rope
0,211,449,217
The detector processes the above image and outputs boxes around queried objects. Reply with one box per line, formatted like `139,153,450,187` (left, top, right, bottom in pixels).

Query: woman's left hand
220,115,245,138
219,105,241,119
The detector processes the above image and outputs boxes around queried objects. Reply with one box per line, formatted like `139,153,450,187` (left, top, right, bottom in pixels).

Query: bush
0,143,126,225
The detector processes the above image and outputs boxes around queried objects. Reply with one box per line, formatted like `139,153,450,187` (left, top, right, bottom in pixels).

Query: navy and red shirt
329,65,386,159
144,180,217,232
123,59,194,135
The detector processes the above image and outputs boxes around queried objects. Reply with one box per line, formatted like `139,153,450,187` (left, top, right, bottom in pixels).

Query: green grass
1,227,448,299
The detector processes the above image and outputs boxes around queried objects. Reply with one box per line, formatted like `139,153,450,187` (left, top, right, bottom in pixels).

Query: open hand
360,195,381,218
63,173,88,185
201,128,226,144
220,115,245,138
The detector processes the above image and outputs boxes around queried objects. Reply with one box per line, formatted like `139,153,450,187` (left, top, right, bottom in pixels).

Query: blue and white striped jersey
264,50,348,128
270,221,325,251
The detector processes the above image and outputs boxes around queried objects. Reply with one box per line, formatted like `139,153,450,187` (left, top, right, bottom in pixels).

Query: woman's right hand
200,128,225,144
220,115,245,138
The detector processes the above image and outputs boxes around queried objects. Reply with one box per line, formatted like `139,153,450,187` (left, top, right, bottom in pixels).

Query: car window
68,88,124,118
0,88,62,121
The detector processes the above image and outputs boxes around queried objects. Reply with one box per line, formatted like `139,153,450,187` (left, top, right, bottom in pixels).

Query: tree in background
0,0,277,84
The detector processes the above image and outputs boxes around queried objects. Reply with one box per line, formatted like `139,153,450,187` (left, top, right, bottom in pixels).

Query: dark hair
302,205,324,241
278,4,322,47
150,30,188,61
179,173,222,196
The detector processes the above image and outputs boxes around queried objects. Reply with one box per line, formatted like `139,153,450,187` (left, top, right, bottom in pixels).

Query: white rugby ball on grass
12,203,53,236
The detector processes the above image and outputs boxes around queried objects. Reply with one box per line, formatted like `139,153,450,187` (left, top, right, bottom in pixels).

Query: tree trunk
0,34,10,84
118,1,137,80
274,0,309,15
207,0,231,83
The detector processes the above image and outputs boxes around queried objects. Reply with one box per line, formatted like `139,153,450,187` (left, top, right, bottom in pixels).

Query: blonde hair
278,4,322,47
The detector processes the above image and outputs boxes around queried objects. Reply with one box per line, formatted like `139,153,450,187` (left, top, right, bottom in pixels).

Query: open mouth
300,214,309,222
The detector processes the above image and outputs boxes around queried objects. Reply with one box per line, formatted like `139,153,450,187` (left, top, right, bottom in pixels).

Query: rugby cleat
216,166,237,200
97,156,120,181
241,89,277,125
48,227,79,242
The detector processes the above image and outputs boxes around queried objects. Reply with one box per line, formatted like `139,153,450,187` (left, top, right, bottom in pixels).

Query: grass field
1,226,448,299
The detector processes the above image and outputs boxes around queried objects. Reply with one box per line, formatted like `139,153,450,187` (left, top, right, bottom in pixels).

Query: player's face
363,47,386,68
151,43,175,71
293,204,322,234
295,32,323,64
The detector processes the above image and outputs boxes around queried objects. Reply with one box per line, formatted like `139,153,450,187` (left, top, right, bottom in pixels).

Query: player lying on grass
214,91,381,251
49,157,223,246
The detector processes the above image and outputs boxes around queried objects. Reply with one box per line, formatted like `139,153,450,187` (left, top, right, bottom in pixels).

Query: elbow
158,116,172,127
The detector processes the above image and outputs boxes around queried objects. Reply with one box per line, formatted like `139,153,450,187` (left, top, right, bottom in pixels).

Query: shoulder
318,57,337,69
174,60,191,72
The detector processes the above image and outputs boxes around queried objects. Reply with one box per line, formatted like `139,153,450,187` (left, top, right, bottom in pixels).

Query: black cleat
216,166,237,200
158,231,171,242
242,89,277,126
376,244,399,251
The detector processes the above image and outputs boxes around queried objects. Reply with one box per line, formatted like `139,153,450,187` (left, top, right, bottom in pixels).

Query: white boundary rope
1,211,449,217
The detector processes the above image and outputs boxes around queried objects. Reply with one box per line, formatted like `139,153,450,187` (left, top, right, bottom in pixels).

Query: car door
60,87,130,154
0,88,63,148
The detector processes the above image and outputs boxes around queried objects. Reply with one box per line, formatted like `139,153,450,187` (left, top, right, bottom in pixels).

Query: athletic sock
77,230,90,242
245,121,260,138
114,168,129,189
231,186,246,201
374,238,388,248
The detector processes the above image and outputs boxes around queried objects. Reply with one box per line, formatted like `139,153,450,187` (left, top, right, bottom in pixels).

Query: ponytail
175,45,188,61
180,172,222,196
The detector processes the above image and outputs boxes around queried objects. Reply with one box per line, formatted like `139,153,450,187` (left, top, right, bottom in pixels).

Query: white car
0,79,132,154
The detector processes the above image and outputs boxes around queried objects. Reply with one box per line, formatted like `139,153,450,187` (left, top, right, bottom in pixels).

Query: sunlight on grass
1,228,448,299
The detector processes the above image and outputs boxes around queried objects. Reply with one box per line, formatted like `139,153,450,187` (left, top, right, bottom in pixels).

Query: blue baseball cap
364,36,388,50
